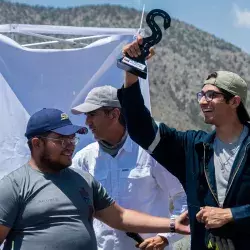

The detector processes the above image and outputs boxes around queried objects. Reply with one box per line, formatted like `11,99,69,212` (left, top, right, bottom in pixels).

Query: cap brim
71,103,101,115
52,124,87,135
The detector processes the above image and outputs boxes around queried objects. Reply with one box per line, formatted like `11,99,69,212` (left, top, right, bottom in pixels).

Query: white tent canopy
0,24,150,178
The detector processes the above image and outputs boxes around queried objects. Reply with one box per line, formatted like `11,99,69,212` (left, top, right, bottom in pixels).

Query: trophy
117,9,171,79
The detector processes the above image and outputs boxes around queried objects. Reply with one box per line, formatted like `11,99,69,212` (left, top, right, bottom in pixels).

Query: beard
40,147,71,172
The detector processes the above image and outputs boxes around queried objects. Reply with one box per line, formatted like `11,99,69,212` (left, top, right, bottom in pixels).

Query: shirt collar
121,134,133,153
97,133,133,157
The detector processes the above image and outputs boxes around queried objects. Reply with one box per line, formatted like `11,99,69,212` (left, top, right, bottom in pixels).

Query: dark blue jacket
118,81,250,250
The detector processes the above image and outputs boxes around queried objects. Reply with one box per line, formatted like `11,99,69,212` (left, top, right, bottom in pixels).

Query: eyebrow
51,135,75,140
48,134,62,139
85,110,98,115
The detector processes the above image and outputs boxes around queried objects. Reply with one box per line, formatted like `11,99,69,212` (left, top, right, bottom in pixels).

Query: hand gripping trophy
117,9,171,79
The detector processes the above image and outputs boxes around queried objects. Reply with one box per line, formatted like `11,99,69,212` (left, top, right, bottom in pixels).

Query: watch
170,219,175,233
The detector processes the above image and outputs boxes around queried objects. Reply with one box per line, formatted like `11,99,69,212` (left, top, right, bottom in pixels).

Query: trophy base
117,56,147,79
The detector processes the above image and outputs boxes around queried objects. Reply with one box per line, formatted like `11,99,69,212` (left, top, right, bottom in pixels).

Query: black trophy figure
117,9,171,79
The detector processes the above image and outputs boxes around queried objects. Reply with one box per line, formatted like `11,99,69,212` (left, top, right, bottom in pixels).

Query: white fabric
72,135,187,250
0,73,30,176
0,32,151,178
148,124,161,154
0,24,138,36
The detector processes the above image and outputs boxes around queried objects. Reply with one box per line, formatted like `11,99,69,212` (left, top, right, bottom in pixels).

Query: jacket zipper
203,143,221,207
224,142,250,200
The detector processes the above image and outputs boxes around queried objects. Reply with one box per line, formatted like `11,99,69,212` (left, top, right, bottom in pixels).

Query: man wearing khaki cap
117,35,250,250
71,85,187,250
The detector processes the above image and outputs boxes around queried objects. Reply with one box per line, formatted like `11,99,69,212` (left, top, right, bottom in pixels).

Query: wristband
170,219,175,233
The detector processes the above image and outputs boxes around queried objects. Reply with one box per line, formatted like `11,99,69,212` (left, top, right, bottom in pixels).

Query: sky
8,0,250,54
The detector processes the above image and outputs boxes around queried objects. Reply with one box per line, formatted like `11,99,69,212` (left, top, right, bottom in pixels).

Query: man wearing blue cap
0,108,189,250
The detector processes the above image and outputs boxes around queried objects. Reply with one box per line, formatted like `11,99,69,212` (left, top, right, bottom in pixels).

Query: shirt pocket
118,165,153,206
93,168,109,191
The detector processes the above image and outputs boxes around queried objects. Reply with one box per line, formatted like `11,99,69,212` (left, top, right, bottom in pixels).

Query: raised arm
118,37,203,184
119,37,159,151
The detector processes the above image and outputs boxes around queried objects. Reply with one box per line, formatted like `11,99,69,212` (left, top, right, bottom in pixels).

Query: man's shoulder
1,164,29,180
158,123,208,146
0,164,30,190
68,167,95,185
82,142,99,151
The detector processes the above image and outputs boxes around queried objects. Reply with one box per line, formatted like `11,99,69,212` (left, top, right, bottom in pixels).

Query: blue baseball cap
25,108,88,139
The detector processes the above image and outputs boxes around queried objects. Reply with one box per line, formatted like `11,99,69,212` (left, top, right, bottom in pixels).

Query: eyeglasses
39,136,80,148
196,90,225,102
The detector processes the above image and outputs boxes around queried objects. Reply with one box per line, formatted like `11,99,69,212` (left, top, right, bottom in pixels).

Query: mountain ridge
1,2,250,131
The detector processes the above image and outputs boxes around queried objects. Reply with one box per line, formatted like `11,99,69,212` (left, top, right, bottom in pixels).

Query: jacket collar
195,129,216,152
195,123,250,149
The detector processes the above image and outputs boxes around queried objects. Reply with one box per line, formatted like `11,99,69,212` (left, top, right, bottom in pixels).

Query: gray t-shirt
0,164,114,250
214,125,248,206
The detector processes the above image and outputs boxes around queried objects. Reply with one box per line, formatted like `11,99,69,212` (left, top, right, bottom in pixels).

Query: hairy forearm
116,209,171,233
124,72,139,88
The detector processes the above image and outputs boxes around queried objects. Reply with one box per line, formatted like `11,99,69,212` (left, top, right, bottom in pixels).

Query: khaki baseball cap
71,85,121,114
204,71,249,120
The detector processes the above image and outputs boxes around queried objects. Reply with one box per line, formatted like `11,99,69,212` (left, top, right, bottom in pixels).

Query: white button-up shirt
72,135,187,250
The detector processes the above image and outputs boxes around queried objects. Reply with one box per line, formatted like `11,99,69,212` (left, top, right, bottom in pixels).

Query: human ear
32,138,43,149
110,108,120,120
230,96,241,108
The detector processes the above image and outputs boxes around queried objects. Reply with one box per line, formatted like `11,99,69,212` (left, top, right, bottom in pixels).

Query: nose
85,115,91,126
63,139,75,150
199,95,208,105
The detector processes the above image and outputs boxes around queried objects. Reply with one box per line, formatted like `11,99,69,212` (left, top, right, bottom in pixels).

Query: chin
93,134,101,141
204,120,213,125
203,116,214,125
61,160,72,168
41,153,71,172
62,164,71,170
47,163,69,172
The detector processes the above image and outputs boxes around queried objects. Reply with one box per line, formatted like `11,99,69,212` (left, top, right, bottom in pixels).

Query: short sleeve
0,176,20,228
92,178,114,211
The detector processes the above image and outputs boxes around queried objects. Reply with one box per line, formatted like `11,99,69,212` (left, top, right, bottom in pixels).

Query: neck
215,120,244,143
29,157,59,174
102,125,126,146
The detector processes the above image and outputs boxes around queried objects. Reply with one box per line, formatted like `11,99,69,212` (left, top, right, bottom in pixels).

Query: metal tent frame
0,24,138,48
0,4,145,48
